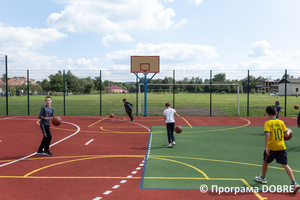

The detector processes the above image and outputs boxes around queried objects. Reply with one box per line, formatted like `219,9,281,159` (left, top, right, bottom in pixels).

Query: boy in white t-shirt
163,102,180,148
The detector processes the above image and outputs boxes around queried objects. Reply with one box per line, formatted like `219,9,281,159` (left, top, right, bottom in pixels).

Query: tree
65,71,79,92
49,71,66,92
213,73,226,83
93,76,106,91
240,75,264,93
41,79,50,91
78,77,94,93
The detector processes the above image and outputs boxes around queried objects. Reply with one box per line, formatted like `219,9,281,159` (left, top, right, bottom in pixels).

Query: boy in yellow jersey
255,106,300,193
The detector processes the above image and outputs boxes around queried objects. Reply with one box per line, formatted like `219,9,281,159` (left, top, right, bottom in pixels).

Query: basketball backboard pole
134,72,157,116
131,56,160,116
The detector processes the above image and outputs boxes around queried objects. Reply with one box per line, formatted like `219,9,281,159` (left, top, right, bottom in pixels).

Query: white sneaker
172,141,176,146
167,143,173,148
291,183,300,193
255,174,267,184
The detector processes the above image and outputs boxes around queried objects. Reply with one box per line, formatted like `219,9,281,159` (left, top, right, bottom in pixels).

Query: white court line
93,197,102,200
85,139,94,145
0,120,80,168
0,116,17,121
103,191,112,195
112,185,120,189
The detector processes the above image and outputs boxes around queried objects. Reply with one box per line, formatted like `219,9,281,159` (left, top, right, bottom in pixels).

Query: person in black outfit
37,96,54,156
123,98,134,121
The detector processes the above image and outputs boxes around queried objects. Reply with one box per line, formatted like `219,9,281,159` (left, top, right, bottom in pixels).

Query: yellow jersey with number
264,118,287,151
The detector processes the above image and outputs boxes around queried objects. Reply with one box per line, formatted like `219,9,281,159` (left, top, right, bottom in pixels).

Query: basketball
110,113,114,118
175,126,182,134
294,105,299,110
52,116,62,126
284,129,293,141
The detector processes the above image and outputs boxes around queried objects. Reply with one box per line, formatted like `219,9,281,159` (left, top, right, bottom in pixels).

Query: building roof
278,78,300,84
105,85,127,92
0,79,5,85
7,78,34,86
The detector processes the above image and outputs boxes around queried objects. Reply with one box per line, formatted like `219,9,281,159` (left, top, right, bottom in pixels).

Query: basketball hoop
143,69,148,75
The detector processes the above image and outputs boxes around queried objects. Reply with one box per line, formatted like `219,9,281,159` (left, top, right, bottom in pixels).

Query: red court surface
0,116,299,200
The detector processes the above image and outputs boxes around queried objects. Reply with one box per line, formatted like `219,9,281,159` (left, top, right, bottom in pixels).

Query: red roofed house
0,79,5,93
106,85,127,93
7,78,33,86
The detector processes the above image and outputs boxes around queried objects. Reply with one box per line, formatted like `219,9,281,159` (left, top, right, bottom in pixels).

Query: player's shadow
285,145,300,152
149,145,168,149
250,133,265,137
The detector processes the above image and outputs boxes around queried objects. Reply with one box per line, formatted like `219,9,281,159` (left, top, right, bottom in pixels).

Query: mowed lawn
0,93,299,116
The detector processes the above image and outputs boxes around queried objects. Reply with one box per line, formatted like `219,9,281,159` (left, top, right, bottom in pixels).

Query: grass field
142,125,300,192
0,93,299,116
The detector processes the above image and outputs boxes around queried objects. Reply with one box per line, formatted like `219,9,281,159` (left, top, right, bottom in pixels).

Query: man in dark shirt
123,98,134,121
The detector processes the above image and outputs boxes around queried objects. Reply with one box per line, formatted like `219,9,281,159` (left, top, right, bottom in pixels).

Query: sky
0,0,300,82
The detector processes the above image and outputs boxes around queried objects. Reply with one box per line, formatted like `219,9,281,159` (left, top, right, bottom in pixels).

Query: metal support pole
136,76,138,116
63,70,65,116
210,70,212,117
5,55,8,116
284,69,287,117
173,70,175,109
27,70,30,115
144,73,147,116
247,70,250,117
100,70,102,116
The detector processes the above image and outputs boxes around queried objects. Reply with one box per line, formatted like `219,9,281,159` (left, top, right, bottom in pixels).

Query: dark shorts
263,150,288,165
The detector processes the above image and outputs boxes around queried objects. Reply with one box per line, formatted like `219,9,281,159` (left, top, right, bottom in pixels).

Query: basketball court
0,115,300,199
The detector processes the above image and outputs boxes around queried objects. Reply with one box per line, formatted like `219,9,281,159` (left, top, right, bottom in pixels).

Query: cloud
47,0,175,34
0,25,67,50
0,24,67,78
248,40,280,58
174,18,189,28
106,42,219,62
47,0,175,46
101,31,134,46
188,0,203,5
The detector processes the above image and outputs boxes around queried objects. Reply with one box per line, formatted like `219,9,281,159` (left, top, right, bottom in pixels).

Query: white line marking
136,167,141,170
0,116,17,121
93,197,102,200
103,191,112,195
120,180,127,183
112,185,120,189
85,139,94,145
0,120,81,168
139,164,144,166
131,171,137,174
127,175,132,178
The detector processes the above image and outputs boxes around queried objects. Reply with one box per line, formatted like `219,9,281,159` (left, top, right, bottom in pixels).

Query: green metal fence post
285,69,287,117
63,70,65,116
5,55,8,116
247,70,249,117
100,70,102,116
210,70,212,117
173,70,175,109
27,70,30,115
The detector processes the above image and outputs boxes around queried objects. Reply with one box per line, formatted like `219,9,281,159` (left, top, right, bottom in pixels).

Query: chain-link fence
1,67,300,117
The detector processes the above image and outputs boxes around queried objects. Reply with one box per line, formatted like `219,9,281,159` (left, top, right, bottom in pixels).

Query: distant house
256,78,279,93
7,78,33,86
278,78,300,96
106,85,127,93
0,79,5,86
0,79,4,93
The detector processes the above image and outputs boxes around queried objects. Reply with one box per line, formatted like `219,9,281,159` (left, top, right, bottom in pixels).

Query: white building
278,78,300,96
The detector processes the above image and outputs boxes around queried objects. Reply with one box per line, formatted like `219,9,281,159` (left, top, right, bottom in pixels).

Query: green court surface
141,125,300,191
